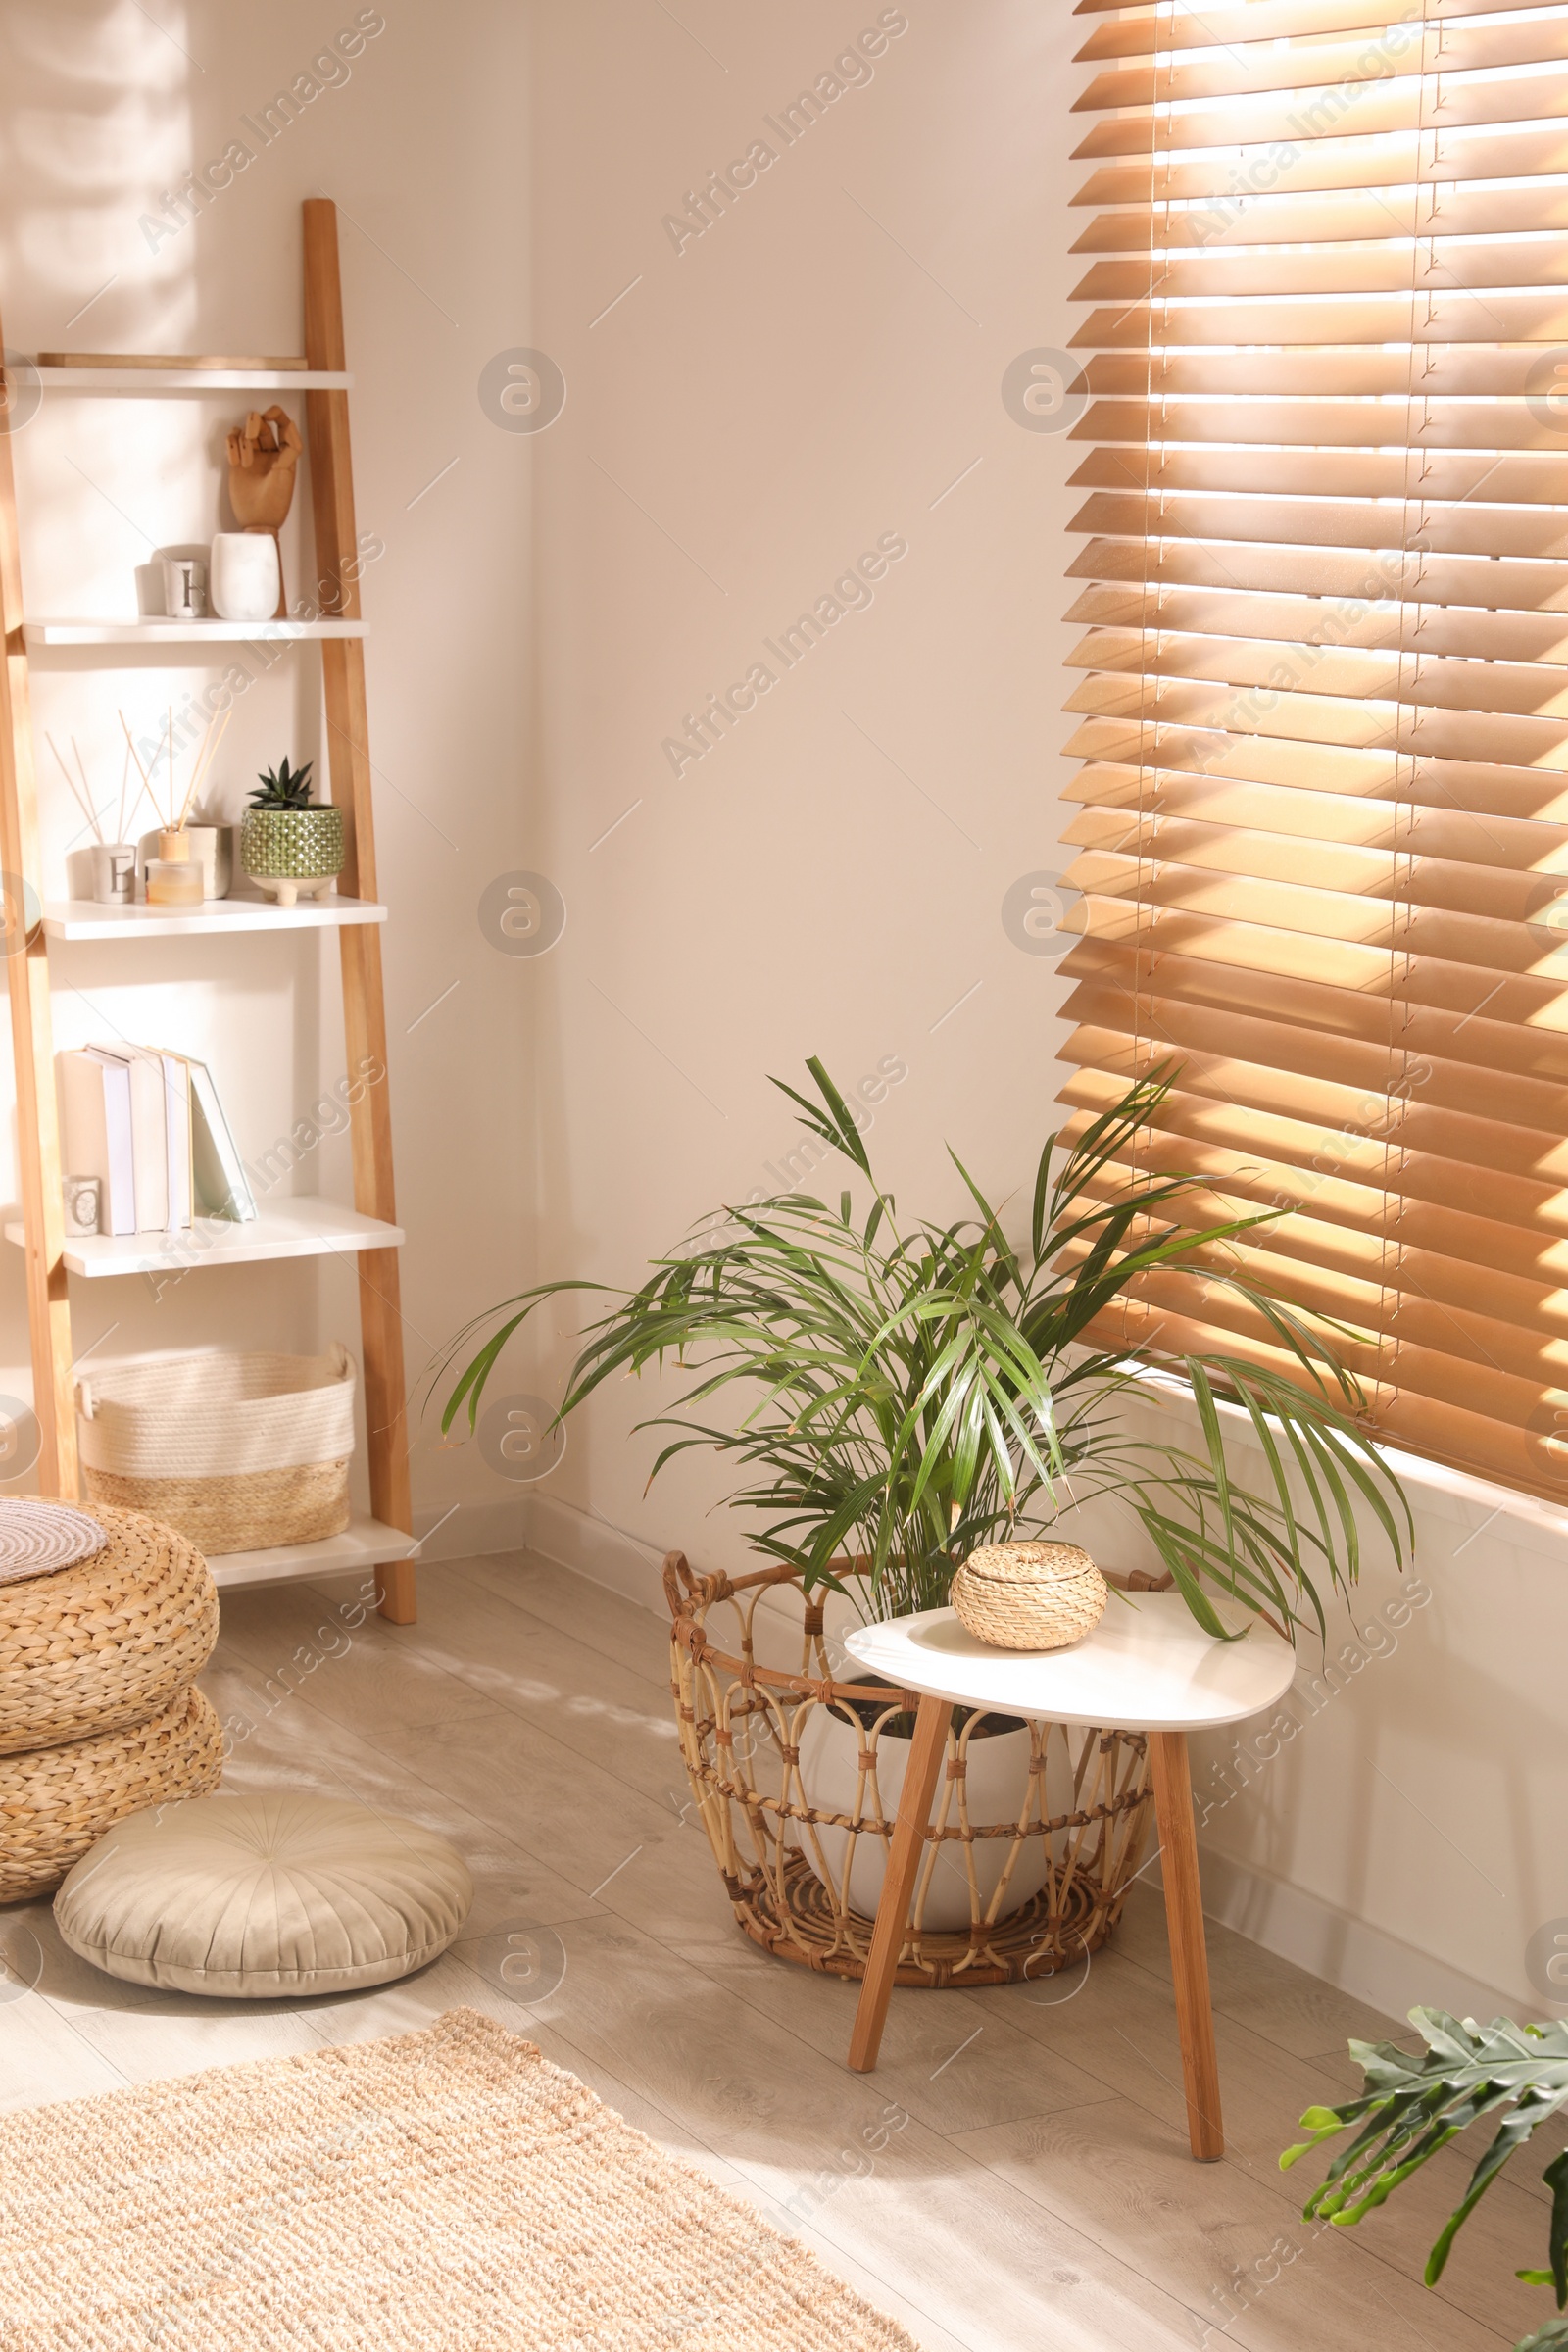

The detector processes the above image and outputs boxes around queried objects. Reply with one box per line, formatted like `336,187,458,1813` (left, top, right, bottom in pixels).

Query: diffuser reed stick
118,708,167,836
176,706,230,830
115,741,131,848
45,732,103,844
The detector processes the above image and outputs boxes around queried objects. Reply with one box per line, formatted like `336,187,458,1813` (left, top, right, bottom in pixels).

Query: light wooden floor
0,1552,1558,2351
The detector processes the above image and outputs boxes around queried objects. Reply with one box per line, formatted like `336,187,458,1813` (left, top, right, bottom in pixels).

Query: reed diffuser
48,729,140,906
121,704,232,906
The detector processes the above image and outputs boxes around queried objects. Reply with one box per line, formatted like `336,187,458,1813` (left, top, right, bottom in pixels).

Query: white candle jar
209,532,280,622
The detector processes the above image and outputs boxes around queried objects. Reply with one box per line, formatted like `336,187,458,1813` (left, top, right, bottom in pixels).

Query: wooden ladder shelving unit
0,198,416,1623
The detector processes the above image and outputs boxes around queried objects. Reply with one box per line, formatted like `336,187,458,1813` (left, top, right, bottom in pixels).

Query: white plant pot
795,1691,1062,1933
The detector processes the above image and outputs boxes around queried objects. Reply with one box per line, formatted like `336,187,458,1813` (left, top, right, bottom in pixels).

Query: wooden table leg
848,1692,952,2073
1149,1728,1224,2160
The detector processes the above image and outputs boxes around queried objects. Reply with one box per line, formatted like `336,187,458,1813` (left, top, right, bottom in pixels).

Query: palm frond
434,1060,1411,1632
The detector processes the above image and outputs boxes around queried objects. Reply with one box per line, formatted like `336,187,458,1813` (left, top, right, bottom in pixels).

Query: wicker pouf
0,1684,224,1902
0,1505,218,1757
951,1541,1108,1651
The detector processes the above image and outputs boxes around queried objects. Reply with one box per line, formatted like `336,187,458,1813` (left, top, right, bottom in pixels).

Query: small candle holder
88,843,136,906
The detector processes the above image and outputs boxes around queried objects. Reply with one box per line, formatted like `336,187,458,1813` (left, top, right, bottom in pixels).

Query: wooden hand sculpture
225,406,302,615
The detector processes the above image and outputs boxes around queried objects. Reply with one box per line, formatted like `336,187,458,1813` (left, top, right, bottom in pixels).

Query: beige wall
521,0,1085,1562
3,0,1562,2028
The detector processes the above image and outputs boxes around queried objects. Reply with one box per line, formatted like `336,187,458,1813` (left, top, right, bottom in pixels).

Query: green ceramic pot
240,807,345,906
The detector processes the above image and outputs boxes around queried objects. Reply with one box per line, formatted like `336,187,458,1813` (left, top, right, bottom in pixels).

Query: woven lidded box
951,1540,1107,1652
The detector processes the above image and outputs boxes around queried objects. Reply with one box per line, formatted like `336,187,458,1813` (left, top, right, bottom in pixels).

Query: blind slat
1070,487,1568,564
1075,400,1568,455
1059,988,1568,1135
1064,761,1568,868
1059,1022,1568,1176
1063,673,1568,768
1078,1295,1555,1500
1074,186,1568,252
1075,122,1568,203
1064,624,1568,720
1061,846,1568,966
1064,584,1568,665
1073,74,1568,158
1076,0,1564,55
1081,347,1568,396
1075,23,1568,112
1057,1097,1568,1279
1063,715,1568,822
1074,294,1568,346
1060,808,1568,921
1067,532,1568,621
1062,894,1568,1029
1059,1066,1568,1239
1077,244,1568,300
1069,449,1568,508
1057,1231,1568,1405
1060,933,1568,1083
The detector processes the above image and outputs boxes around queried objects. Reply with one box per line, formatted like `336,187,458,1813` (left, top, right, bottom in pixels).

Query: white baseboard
1193,1843,1521,2027
411,1495,528,1561
516,1492,669,1619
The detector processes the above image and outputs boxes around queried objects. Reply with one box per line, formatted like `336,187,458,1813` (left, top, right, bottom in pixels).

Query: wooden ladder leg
301,198,415,1625
0,343,76,1496
1150,1729,1224,2160
848,1694,952,2074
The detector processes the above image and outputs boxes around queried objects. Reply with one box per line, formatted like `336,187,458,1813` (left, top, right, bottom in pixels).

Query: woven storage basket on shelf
951,1541,1107,1652
0,1504,217,1755
0,1683,224,1902
76,1347,356,1554
665,1551,1162,1987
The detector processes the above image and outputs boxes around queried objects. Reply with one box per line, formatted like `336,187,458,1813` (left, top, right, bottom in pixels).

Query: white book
156,1053,192,1232
58,1050,135,1236
184,1058,257,1222
87,1046,169,1233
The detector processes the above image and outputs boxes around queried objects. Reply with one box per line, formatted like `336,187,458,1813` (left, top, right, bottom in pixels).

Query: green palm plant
1283,2009,1568,2352
437,1059,1410,1637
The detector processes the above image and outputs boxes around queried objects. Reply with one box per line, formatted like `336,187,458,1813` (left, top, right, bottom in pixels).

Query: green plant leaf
1285,2009,1568,2317
431,1060,1409,1637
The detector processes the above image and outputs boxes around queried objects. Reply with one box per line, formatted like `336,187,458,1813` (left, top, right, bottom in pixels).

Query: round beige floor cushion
54,1792,473,1996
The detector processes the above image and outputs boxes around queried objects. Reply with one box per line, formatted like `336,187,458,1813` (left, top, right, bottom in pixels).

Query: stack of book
58,1048,255,1235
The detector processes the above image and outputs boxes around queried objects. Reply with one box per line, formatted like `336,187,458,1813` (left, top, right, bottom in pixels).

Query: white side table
842,1592,1296,2160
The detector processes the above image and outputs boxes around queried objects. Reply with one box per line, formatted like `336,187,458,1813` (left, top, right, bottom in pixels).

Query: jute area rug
0,2007,917,2349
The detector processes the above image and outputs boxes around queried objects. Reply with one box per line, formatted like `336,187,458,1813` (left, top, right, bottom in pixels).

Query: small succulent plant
248,756,315,811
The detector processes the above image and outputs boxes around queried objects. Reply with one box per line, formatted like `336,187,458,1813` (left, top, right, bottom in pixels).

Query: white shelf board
5,1197,403,1279
24,618,368,646
210,1515,417,1593
42,893,387,941
36,368,351,391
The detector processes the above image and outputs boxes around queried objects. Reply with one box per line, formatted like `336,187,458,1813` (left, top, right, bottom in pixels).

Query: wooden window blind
1059,0,1568,1497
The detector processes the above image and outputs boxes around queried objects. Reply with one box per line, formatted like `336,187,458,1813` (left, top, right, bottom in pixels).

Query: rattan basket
0,1683,224,1901
76,1347,356,1554
951,1540,1108,1652
665,1551,1164,1987
0,1504,217,1755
